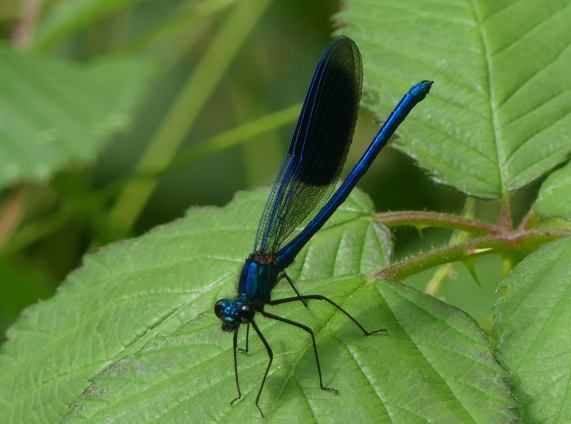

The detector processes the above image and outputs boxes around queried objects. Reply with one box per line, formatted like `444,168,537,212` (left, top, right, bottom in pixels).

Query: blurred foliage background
0,0,520,341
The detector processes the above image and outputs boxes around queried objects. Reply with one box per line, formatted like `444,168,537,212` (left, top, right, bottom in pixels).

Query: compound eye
214,300,225,319
239,304,254,322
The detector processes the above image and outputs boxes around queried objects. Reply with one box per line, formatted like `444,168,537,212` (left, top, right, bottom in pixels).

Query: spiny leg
251,320,272,417
238,323,250,354
261,310,338,394
270,294,386,336
230,329,242,405
277,272,308,307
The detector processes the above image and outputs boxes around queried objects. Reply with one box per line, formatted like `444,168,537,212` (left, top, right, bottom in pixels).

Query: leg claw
322,386,339,395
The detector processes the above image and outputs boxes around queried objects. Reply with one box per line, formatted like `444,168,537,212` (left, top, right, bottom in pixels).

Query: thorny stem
375,211,501,235
376,229,571,281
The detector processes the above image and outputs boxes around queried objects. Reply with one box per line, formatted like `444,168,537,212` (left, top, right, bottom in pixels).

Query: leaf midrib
468,0,507,199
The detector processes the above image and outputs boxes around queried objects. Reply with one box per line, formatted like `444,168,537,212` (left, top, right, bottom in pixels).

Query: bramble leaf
338,0,571,199
494,237,571,423
66,276,516,423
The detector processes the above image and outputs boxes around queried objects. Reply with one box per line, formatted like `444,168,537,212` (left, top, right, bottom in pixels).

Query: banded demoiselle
214,36,432,416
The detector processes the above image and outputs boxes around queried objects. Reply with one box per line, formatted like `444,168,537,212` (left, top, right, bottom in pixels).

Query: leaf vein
497,39,571,109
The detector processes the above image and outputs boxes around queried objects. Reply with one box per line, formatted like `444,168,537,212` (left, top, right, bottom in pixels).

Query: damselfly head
214,299,254,331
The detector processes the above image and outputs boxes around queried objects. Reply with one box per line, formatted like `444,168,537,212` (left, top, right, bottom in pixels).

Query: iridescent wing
254,36,362,254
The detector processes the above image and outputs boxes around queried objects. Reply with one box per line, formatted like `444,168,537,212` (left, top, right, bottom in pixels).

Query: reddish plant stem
375,211,501,235
375,229,571,281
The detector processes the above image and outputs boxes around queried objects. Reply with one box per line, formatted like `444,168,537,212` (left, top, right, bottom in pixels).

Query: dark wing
254,36,362,254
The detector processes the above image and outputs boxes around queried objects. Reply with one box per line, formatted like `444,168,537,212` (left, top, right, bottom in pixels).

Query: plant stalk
376,229,571,281
109,0,272,232
375,210,500,235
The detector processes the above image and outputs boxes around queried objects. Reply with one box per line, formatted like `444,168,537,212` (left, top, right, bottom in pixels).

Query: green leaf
65,277,516,423
534,161,571,220
0,189,391,423
494,237,571,423
337,0,571,199
34,0,143,50
0,47,153,190
0,188,516,422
